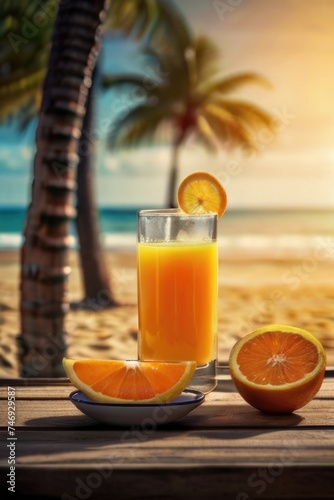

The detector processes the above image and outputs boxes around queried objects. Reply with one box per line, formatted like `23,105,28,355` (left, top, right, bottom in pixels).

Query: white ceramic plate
69,389,205,426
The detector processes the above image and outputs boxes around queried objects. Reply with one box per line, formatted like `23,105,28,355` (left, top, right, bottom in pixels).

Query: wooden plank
0,385,74,400
0,377,333,499
1,464,333,499
0,403,95,429
1,385,333,429
0,378,71,387
0,379,72,401
1,375,332,398
1,428,333,467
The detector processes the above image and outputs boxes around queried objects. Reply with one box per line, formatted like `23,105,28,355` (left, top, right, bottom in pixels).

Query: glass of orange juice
137,209,218,393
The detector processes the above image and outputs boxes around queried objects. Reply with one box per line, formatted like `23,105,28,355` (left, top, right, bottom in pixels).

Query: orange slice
229,324,326,414
63,358,196,404
177,171,227,218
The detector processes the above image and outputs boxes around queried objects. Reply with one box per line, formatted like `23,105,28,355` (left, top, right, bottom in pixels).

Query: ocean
0,207,333,252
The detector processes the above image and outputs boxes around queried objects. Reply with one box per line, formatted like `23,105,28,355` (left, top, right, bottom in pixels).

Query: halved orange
63,358,196,404
229,324,326,414
177,171,227,218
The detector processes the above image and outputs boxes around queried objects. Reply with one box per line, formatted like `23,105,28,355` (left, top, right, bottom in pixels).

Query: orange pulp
137,242,218,365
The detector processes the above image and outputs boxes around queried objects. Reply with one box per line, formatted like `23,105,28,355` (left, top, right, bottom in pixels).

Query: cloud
0,149,22,171
101,146,171,176
103,155,119,173
0,146,33,173
21,146,34,161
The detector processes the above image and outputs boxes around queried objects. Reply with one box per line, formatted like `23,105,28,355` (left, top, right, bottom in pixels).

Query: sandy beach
1,242,334,378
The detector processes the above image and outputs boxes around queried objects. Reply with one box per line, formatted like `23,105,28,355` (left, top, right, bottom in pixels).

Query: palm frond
0,0,53,125
0,88,38,123
101,73,150,89
153,0,193,50
202,102,234,123
108,103,173,148
0,68,45,126
209,98,276,130
106,0,193,49
200,108,230,145
141,44,187,79
198,72,272,98
193,36,220,82
102,52,189,108
0,68,45,98
106,0,158,41
202,104,256,150
196,114,219,153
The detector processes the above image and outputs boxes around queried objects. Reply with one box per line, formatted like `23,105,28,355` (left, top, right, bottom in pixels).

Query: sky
1,0,334,209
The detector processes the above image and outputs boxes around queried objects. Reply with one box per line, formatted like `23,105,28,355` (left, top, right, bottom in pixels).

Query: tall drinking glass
137,209,218,393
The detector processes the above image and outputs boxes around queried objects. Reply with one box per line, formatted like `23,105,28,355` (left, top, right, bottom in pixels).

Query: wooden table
1,367,334,499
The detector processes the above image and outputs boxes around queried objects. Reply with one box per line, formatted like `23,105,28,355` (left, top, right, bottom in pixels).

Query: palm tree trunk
18,0,108,377
167,133,183,208
76,69,116,308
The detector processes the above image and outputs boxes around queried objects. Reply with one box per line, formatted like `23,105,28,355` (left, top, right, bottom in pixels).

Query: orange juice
137,241,218,365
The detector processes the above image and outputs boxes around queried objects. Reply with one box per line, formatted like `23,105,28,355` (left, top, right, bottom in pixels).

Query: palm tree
103,3,275,207
0,1,115,308
75,69,116,309
17,0,108,376
0,0,185,377
106,0,192,49
0,0,199,305
2,0,182,374
0,0,182,304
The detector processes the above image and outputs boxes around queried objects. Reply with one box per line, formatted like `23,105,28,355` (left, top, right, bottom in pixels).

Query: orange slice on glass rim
229,324,327,414
63,358,196,404
177,171,227,218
